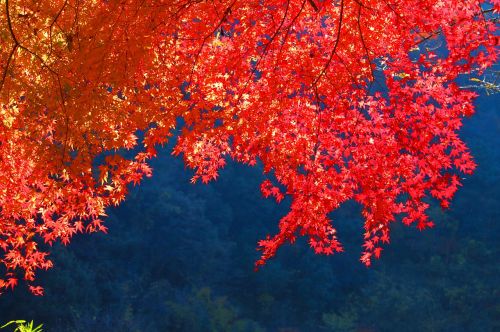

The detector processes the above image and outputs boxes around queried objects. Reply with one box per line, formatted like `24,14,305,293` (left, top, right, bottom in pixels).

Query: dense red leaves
0,0,498,294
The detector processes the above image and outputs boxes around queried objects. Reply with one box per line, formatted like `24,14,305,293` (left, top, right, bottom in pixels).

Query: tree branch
307,0,319,12
0,0,19,93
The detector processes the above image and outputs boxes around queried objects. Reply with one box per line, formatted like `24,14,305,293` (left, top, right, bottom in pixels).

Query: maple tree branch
379,0,444,57
199,0,295,114
235,0,296,110
356,3,375,83
94,2,127,84
311,85,322,160
5,0,19,45
2,0,63,86
3,1,70,168
71,0,82,51
311,0,346,166
0,45,17,94
187,0,237,85
313,0,344,86
48,0,69,55
253,0,291,72
0,0,19,93
274,0,307,69
352,0,375,11
331,54,362,90
307,0,319,12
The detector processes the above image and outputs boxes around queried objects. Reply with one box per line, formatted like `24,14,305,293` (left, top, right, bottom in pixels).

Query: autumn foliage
0,0,498,294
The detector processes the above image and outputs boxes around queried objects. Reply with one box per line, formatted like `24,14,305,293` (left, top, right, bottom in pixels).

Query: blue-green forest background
0,90,498,331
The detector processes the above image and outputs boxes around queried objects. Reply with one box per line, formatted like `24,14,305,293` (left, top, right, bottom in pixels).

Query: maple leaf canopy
0,0,498,294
